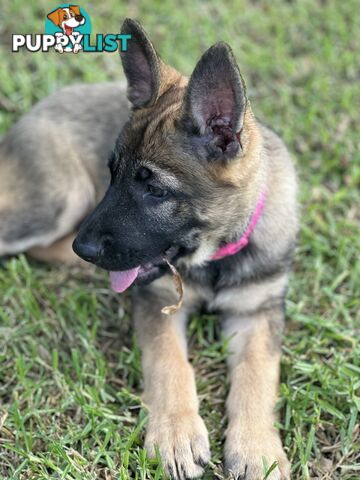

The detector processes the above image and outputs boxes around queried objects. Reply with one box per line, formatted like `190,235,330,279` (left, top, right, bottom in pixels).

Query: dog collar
211,190,266,261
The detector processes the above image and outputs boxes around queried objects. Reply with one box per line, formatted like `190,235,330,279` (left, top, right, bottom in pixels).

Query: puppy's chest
181,244,255,292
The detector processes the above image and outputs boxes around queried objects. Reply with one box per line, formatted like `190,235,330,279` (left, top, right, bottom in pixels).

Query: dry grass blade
161,257,184,315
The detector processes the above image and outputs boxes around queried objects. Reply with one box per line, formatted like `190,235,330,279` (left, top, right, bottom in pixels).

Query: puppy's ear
69,5,81,16
120,18,162,108
47,8,62,26
181,42,247,161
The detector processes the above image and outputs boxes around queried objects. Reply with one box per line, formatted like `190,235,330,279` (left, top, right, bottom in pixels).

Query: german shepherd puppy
0,19,298,480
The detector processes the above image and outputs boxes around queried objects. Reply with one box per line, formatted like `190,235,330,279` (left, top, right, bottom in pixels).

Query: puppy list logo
12,4,131,54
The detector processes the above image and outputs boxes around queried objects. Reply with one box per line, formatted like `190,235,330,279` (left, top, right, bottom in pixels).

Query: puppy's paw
225,431,290,480
54,44,64,54
145,411,210,479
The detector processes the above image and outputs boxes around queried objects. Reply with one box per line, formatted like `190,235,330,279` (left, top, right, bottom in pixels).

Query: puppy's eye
148,185,168,198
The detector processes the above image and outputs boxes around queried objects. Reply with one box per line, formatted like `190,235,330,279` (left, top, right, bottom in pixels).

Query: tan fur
142,273,292,479
28,232,85,265
133,294,210,478
211,106,264,187
225,317,290,479
136,266,291,479
217,276,291,480
131,73,186,141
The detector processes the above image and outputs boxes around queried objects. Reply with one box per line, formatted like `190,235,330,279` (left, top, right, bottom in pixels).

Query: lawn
0,0,359,479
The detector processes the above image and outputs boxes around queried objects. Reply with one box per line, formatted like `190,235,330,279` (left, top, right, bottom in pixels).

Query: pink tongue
110,267,140,293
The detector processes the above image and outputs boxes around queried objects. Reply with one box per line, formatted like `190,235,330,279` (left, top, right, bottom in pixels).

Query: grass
0,0,359,478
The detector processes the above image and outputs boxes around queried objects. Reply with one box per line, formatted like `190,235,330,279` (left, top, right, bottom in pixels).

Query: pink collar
211,190,266,261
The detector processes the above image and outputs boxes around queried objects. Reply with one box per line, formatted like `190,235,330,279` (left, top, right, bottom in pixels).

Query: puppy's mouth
64,25,73,35
109,246,179,293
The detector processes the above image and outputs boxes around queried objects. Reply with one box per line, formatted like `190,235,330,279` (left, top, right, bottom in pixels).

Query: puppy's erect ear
47,8,62,26
69,5,81,16
181,42,247,161
120,18,161,108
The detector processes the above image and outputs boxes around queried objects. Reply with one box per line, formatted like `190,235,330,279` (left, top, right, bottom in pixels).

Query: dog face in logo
47,5,86,53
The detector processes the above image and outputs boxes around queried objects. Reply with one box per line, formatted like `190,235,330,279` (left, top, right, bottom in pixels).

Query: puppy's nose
72,236,102,263
75,14,84,22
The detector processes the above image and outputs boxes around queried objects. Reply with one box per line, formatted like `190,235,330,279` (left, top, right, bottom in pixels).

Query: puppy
47,5,85,53
0,19,298,479
73,19,298,479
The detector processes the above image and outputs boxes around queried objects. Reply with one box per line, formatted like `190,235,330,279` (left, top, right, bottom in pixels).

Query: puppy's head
47,5,85,33
73,19,264,290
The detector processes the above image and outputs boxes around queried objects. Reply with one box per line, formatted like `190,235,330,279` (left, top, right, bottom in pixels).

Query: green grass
0,0,359,478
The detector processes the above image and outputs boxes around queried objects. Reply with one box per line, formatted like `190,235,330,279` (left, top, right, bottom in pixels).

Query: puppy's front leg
133,285,210,479
222,277,291,480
